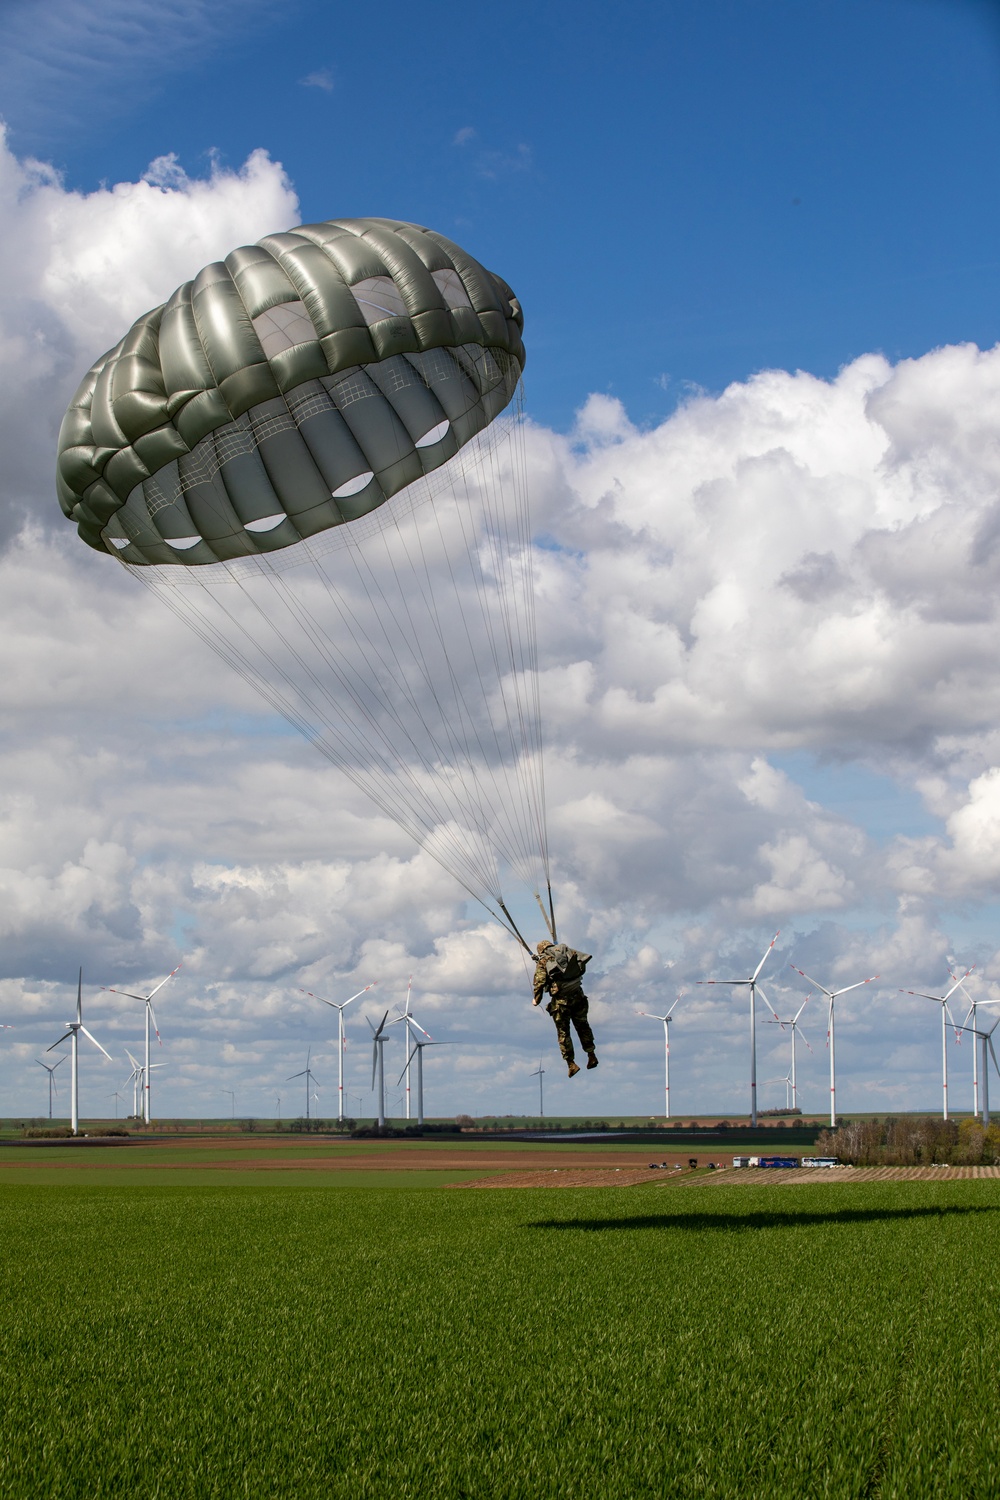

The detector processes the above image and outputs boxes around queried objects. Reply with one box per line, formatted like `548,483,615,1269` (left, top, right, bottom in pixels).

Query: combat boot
586,1052,599,1069
567,1061,581,1078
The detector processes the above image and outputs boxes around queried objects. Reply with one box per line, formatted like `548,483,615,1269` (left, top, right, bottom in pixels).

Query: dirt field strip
0,1146,715,1174
708,1165,1000,1184
456,1163,1000,1189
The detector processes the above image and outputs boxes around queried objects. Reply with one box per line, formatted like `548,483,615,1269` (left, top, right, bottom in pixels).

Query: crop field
2,1173,999,1497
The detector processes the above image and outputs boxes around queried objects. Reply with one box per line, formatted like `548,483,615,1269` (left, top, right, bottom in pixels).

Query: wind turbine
763,1074,794,1112
900,968,970,1121
698,933,780,1126
301,981,375,1122
389,978,434,1121
110,1089,123,1120
47,969,112,1135
531,1060,545,1117
638,997,682,1118
949,967,999,1117
102,965,180,1125
287,1046,319,1120
36,1055,64,1119
222,1089,235,1119
369,1012,390,1127
789,964,879,1127
766,995,812,1113
957,1015,1000,1126
396,1038,452,1128
124,1050,143,1118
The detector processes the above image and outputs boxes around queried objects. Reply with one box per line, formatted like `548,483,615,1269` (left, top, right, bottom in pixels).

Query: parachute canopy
56,217,551,951
56,218,524,565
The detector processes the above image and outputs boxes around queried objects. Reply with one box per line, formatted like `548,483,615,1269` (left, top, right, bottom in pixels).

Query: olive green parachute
56,218,552,951
57,218,524,564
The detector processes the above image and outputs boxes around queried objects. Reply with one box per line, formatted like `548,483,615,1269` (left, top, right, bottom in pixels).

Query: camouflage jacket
533,944,592,1005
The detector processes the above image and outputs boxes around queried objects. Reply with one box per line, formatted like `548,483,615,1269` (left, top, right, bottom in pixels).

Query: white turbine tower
102,965,180,1125
47,969,112,1135
767,995,812,1113
900,968,970,1121
301,982,375,1122
369,1012,390,1128
36,1056,64,1120
698,933,779,1126
789,964,879,1127
638,997,682,1118
287,1047,319,1120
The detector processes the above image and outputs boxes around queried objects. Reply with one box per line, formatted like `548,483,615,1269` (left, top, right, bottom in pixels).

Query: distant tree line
817,1116,1000,1166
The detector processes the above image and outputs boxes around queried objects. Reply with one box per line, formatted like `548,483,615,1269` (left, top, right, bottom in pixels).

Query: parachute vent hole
332,472,375,499
244,514,288,534
415,420,450,449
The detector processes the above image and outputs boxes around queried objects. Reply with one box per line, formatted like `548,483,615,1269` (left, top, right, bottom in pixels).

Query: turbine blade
148,1001,161,1044
101,988,147,1001
832,976,879,997
46,1032,72,1052
80,1027,113,1061
751,932,779,983
790,966,831,997
396,1046,419,1086
145,965,181,1002
792,996,811,1023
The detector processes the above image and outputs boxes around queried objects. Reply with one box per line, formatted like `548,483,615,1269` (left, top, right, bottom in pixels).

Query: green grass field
2,1179,998,1498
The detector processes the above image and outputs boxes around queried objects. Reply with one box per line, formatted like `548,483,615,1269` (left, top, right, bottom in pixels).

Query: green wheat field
2,1177,998,1498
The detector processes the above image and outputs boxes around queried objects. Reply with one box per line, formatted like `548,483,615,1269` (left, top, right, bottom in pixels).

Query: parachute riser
497,900,534,956
534,889,557,945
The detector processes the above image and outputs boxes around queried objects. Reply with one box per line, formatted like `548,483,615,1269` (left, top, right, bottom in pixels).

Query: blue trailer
757,1155,799,1169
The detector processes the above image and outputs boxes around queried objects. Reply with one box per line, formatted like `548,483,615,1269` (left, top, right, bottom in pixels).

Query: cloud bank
0,132,998,1122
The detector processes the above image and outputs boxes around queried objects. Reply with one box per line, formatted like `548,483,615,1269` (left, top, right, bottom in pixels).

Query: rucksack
543,944,592,985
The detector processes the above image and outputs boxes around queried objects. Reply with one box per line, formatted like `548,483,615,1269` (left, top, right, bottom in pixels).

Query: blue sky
4,0,999,430
1,0,1000,1121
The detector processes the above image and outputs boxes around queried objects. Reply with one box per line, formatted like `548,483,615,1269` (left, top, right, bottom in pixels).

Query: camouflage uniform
533,942,597,1073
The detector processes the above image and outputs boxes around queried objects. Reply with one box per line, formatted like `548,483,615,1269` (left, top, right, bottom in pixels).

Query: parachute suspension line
443,432,542,878
339,506,507,890
534,890,556,943
464,392,549,883
388,464,530,882
142,563,509,920
255,556,502,897
222,564,502,904
122,393,552,942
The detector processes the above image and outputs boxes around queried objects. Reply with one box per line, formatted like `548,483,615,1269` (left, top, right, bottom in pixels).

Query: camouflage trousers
545,989,595,1065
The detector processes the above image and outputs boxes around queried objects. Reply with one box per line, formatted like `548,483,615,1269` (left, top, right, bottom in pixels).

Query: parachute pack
543,945,592,985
